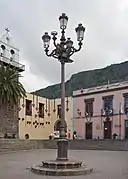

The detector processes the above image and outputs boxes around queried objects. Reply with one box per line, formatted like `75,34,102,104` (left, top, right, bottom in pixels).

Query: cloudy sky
0,0,128,92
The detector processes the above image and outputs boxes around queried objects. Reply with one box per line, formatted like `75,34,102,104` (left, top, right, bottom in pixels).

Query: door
125,120,128,139
85,122,92,139
104,121,112,139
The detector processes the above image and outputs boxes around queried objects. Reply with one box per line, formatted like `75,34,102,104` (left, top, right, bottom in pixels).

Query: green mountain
33,61,128,99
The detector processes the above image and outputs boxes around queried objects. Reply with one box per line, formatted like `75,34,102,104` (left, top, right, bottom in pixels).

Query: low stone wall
43,139,128,151
1,139,128,153
0,139,44,153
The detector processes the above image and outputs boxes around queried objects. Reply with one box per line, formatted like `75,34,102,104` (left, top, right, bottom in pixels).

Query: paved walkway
0,149,128,179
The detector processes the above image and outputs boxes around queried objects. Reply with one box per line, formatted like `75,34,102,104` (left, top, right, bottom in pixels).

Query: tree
0,63,26,137
0,64,26,105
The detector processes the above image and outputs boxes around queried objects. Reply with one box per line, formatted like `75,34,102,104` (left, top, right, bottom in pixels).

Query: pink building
73,81,128,139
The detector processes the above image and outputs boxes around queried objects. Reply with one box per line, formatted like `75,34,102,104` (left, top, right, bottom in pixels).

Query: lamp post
42,13,85,161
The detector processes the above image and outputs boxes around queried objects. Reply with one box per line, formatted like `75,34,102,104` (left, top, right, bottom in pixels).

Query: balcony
0,53,25,72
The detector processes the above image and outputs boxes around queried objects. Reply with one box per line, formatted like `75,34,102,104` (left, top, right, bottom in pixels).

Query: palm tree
0,63,26,137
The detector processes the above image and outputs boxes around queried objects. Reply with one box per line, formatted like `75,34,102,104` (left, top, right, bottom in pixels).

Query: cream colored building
19,93,73,140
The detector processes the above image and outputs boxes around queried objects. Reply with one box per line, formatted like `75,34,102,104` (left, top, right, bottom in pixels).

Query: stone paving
0,149,128,179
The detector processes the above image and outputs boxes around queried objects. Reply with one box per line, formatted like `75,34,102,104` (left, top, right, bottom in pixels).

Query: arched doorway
54,119,67,132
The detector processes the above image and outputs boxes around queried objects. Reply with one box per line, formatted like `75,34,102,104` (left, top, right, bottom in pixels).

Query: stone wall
0,104,18,137
1,139,128,153
42,139,128,151
0,139,43,152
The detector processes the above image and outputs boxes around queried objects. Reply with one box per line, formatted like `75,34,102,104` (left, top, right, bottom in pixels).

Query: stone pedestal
31,159,93,176
30,138,93,176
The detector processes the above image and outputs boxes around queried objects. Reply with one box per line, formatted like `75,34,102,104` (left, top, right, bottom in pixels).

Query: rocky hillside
33,61,128,99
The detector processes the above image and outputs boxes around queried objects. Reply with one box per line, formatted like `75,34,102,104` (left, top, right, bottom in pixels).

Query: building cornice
73,85,128,98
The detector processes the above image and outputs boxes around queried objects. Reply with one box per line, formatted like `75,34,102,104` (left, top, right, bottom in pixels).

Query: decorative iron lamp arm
51,31,58,48
44,48,58,59
44,48,54,57
67,41,83,57
73,41,83,52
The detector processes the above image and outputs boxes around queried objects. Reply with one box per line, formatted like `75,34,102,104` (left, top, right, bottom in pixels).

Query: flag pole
119,103,121,140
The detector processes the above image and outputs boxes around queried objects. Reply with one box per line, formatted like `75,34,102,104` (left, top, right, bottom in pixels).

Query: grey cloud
0,0,128,85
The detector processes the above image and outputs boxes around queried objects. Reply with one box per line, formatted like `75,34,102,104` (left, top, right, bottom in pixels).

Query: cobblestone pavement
0,149,128,179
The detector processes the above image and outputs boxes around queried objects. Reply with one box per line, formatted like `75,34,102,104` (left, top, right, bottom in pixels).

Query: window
10,49,15,60
1,45,5,50
102,95,113,115
124,94,128,114
25,99,32,116
57,105,61,118
1,45,6,56
39,103,44,118
10,49,15,54
84,98,94,116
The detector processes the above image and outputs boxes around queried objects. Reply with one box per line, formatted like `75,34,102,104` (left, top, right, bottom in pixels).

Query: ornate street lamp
42,13,85,161
31,13,93,177
42,13,85,160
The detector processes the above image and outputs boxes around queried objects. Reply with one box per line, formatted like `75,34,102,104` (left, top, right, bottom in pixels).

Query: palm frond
0,63,26,105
